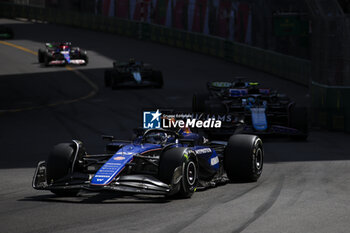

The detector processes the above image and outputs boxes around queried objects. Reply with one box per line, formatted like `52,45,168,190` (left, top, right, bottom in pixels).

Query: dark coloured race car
38,42,88,66
192,79,308,140
32,128,263,198
104,58,163,89
0,25,14,39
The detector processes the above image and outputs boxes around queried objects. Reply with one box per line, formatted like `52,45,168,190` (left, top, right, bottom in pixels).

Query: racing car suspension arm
132,154,159,167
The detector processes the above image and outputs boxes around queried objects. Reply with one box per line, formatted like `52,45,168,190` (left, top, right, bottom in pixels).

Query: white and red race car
38,42,88,66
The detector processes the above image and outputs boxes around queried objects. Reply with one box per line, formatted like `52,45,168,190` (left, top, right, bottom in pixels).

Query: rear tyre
209,102,227,114
44,54,50,67
46,143,81,196
152,70,163,88
192,93,208,112
224,134,263,182
289,107,308,140
159,148,198,198
111,77,118,90
81,53,88,66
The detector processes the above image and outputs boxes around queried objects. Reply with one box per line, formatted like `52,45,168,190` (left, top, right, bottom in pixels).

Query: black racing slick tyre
192,93,208,112
38,49,44,63
152,71,163,88
46,143,82,196
47,143,75,183
289,107,308,140
104,69,112,87
224,134,263,182
44,54,50,67
110,72,122,90
159,148,198,198
81,53,88,66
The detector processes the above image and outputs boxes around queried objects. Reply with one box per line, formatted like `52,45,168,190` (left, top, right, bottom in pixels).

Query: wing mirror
102,135,115,141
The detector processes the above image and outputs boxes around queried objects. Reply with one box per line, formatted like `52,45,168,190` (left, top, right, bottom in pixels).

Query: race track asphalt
1,18,350,233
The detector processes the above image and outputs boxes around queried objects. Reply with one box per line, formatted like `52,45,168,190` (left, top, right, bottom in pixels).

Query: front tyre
46,143,75,183
159,148,198,198
110,71,122,90
38,49,44,63
104,69,112,87
152,70,163,88
179,158,197,198
224,134,263,182
46,142,84,196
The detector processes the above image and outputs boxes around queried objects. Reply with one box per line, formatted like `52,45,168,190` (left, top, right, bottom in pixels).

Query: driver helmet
146,132,167,144
233,77,247,87
60,43,69,51
233,81,246,87
183,126,192,134
246,82,259,94
247,96,255,104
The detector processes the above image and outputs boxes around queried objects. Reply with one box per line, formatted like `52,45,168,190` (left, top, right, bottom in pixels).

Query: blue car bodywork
193,80,308,139
38,42,88,66
32,128,239,197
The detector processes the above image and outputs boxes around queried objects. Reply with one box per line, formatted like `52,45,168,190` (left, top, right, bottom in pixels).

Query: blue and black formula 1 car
0,25,14,39
104,58,163,89
33,128,263,198
38,42,88,66
192,79,308,140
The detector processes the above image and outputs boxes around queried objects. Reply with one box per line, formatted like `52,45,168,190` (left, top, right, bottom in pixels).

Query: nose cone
90,153,134,186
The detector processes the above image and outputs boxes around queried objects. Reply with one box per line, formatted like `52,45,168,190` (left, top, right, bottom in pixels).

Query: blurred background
2,0,349,132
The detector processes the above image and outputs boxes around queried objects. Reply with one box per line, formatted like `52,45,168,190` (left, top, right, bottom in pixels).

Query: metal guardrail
311,82,350,132
305,0,350,132
144,23,311,86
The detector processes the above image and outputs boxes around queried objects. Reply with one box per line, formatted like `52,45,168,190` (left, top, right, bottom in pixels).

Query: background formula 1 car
38,42,88,66
33,128,263,198
0,25,14,39
192,80,308,140
104,59,163,89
